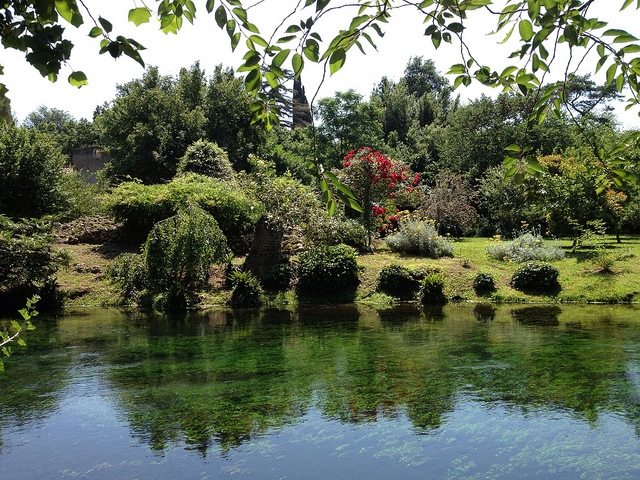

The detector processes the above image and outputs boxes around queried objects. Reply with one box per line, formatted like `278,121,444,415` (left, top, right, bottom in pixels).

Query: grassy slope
56,235,640,309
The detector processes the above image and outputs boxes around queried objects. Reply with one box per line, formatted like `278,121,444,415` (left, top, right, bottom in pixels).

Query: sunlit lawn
357,235,640,304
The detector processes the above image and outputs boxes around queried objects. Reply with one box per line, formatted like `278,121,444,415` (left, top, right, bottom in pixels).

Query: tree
23,106,99,157
0,123,68,218
203,65,266,171
337,147,420,245
439,92,573,179
418,170,478,237
293,77,312,128
97,66,207,183
3,1,640,193
315,90,384,167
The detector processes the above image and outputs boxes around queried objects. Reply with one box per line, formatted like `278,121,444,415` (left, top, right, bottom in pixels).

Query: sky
3,0,640,127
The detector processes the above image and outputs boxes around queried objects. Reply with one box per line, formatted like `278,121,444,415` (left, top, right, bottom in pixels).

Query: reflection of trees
511,306,562,326
8,304,640,458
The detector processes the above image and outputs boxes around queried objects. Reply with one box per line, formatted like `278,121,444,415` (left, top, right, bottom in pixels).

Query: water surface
2,304,640,479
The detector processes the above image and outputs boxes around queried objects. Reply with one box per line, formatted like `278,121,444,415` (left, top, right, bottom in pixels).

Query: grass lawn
56,235,640,309
354,235,640,305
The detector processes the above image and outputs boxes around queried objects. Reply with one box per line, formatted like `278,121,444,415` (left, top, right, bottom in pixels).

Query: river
1,304,640,479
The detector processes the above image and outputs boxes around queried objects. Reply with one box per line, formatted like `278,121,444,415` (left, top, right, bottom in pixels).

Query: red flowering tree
336,147,421,245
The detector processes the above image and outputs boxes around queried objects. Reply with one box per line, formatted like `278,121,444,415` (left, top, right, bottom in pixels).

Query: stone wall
71,147,111,183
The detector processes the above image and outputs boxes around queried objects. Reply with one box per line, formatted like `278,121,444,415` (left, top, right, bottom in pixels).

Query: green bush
385,218,454,258
0,216,69,311
487,231,565,262
230,270,264,308
303,215,367,249
105,253,149,304
145,204,229,293
108,204,229,310
106,173,262,241
59,170,106,220
473,272,496,294
177,140,235,180
510,262,560,293
0,124,68,218
419,272,447,305
297,244,360,295
376,264,422,299
263,263,292,291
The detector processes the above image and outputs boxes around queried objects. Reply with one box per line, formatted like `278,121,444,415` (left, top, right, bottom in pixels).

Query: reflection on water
2,304,640,478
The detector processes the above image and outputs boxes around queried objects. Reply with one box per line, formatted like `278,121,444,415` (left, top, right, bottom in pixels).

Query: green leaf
316,0,330,13
603,29,630,36
621,44,640,54
55,0,83,27
272,49,290,68
564,25,578,45
249,35,269,48
285,25,301,33
244,68,262,94
68,71,88,87
215,6,227,28
230,32,241,50
349,15,370,30
98,17,113,33
303,39,319,62
265,71,279,88
616,73,625,92
622,0,634,10
329,48,346,75
88,27,103,38
206,0,215,13
447,22,464,33
614,34,639,43
606,63,617,85
448,64,466,74
233,7,248,23
128,8,152,26
519,20,534,41
292,53,304,76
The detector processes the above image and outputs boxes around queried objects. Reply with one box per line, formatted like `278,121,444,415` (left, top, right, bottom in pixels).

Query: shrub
59,169,106,220
303,215,367,249
177,140,235,180
376,264,422,299
230,271,264,308
105,173,262,241
107,204,229,310
0,216,69,311
144,204,229,294
510,262,560,293
486,229,565,263
297,244,360,295
105,253,149,304
590,246,630,273
0,124,68,218
418,170,478,237
419,272,447,305
473,272,496,294
385,217,454,258
263,263,292,291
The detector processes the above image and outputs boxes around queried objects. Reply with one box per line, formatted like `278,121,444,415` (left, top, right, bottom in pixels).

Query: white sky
2,0,640,127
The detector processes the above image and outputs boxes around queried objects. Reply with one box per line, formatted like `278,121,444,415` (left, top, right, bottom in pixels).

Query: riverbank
55,235,640,310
